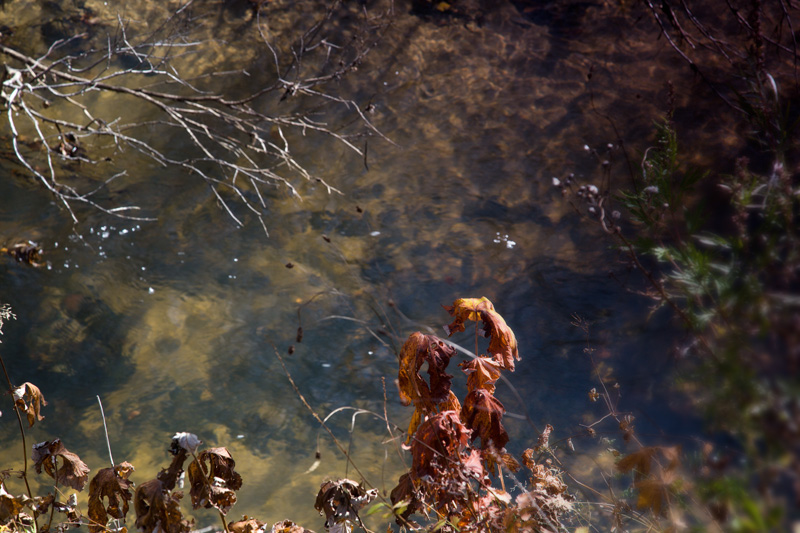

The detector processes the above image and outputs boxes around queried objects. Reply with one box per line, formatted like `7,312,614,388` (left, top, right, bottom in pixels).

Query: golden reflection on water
0,0,751,530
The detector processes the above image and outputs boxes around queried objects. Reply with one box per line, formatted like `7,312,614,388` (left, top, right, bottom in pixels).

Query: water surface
0,0,727,529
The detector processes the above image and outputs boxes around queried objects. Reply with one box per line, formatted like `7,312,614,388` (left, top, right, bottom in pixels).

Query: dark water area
0,0,755,529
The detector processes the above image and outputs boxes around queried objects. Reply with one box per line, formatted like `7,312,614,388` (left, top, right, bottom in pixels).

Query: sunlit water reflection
0,0,728,529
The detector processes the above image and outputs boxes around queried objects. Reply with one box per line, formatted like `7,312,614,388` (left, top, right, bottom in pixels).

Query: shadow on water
0,0,742,529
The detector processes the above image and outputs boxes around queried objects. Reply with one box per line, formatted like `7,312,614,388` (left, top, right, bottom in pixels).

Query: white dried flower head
643,185,659,194
588,185,599,195
172,432,202,454
552,177,561,187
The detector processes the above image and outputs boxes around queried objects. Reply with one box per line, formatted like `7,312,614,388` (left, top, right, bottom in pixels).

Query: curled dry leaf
460,389,508,450
134,478,191,533
270,519,315,533
404,390,462,446
397,332,455,407
13,382,47,427
87,462,135,533
460,357,502,394
521,448,536,470
388,472,422,525
33,493,54,516
32,439,90,491
314,479,377,531
443,297,519,371
55,493,80,525
228,516,267,533
187,447,242,515
0,484,29,523
505,460,573,531
437,389,461,412
410,411,470,480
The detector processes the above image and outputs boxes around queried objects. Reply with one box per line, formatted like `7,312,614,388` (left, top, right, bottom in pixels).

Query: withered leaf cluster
87,462,134,533
134,477,191,533
391,298,524,529
444,297,519,371
398,332,458,441
229,516,267,533
188,447,243,515
314,479,376,531
0,485,29,524
461,389,508,451
506,447,573,532
4,381,314,533
134,441,193,533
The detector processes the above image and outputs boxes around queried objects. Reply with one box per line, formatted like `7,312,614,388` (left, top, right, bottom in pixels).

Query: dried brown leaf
460,357,502,394
32,439,90,491
270,519,315,533
13,382,47,427
397,332,455,406
87,462,135,532
460,389,508,450
188,447,242,515
411,410,471,479
404,406,424,446
389,472,422,525
521,448,536,471
228,517,266,533
133,478,191,533
437,389,461,413
443,297,519,371
314,479,376,530
0,485,29,523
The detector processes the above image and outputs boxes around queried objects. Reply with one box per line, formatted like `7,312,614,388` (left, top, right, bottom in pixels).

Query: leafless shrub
0,0,394,235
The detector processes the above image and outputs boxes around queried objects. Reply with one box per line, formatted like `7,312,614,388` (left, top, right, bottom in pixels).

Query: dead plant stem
0,353,35,502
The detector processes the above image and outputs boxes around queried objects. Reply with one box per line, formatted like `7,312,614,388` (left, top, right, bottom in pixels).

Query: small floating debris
2,241,43,267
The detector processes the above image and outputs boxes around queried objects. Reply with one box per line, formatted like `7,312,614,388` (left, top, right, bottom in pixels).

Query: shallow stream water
0,0,736,529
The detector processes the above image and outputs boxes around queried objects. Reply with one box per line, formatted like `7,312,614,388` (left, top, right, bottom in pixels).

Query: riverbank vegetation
553,0,800,529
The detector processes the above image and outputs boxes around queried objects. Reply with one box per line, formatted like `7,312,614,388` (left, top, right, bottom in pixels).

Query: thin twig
97,395,115,468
